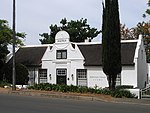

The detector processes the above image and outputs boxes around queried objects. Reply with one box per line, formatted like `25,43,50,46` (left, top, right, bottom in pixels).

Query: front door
56,69,67,85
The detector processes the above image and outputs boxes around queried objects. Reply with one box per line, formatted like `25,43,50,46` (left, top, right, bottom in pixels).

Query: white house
8,31,149,89
147,63,150,83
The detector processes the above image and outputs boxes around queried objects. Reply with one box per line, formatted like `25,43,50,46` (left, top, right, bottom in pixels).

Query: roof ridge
21,44,53,48
21,39,138,47
76,40,138,46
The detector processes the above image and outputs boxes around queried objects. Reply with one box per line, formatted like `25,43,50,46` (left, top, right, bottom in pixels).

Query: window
39,69,47,83
56,69,67,76
56,50,67,59
77,69,87,87
116,73,121,86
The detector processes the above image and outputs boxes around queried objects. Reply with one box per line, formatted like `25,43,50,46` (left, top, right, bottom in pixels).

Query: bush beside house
28,83,135,98
0,80,10,88
3,63,29,85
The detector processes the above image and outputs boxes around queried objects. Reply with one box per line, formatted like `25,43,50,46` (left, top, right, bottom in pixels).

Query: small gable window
56,50,67,59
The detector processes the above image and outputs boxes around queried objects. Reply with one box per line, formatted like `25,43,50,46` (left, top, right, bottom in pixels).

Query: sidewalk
0,87,150,105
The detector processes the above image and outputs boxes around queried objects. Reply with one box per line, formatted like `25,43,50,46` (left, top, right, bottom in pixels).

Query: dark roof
78,42,137,66
78,44,102,66
8,42,137,67
8,46,47,67
121,42,137,65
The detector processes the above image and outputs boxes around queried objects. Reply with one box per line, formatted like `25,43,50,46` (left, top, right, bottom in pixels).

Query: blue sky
0,0,149,45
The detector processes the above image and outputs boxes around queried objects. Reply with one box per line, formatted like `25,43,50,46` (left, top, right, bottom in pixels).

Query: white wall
86,66,138,88
136,37,148,88
86,66,108,88
42,42,84,86
148,63,150,83
121,36,148,89
121,66,137,87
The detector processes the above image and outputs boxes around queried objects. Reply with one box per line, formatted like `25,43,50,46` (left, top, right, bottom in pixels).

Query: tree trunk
112,75,117,90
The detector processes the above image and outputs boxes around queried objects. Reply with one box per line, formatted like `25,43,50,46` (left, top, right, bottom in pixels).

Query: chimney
84,37,91,42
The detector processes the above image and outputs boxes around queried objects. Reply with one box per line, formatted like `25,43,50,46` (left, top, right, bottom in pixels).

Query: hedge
0,80,10,88
28,83,135,98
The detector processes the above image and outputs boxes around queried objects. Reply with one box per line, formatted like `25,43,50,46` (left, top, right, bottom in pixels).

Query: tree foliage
4,63,29,85
0,20,25,46
121,22,150,40
0,44,9,77
121,22,150,62
0,19,26,79
146,0,150,15
120,0,150,81
39,18,100,44
102,0,121,90
143,0,150,17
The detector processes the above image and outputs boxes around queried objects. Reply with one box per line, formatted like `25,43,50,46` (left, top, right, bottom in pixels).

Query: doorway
56,68,67,85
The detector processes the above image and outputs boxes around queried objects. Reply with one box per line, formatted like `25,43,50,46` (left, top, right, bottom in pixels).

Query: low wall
127,89,140,99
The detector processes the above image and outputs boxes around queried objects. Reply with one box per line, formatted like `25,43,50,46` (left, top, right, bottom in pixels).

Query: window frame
56,68,67,76
39,69,47,83
56,50,67,59
76,69,87,87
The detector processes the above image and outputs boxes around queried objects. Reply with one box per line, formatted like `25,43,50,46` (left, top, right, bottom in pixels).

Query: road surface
0,93,149,113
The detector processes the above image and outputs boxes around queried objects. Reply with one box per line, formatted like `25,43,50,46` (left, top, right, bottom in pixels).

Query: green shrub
69,85,78,92
27,83,135,98
88,88,96,93
0,80,10,88
59,84,68,92
111,89,135,98
28,85,34,89
51,84,60,91
102,89,112,95
4,63,29,85
45,84,52,91
116,85,133,90
111,90,122,98
95,89,103,94
120,90,135,98
77,86,89,93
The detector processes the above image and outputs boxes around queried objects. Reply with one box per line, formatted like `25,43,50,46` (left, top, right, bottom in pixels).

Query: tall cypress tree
102,0,121,90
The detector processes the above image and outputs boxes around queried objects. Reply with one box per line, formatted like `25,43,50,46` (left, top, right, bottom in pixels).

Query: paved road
0,93,150,113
